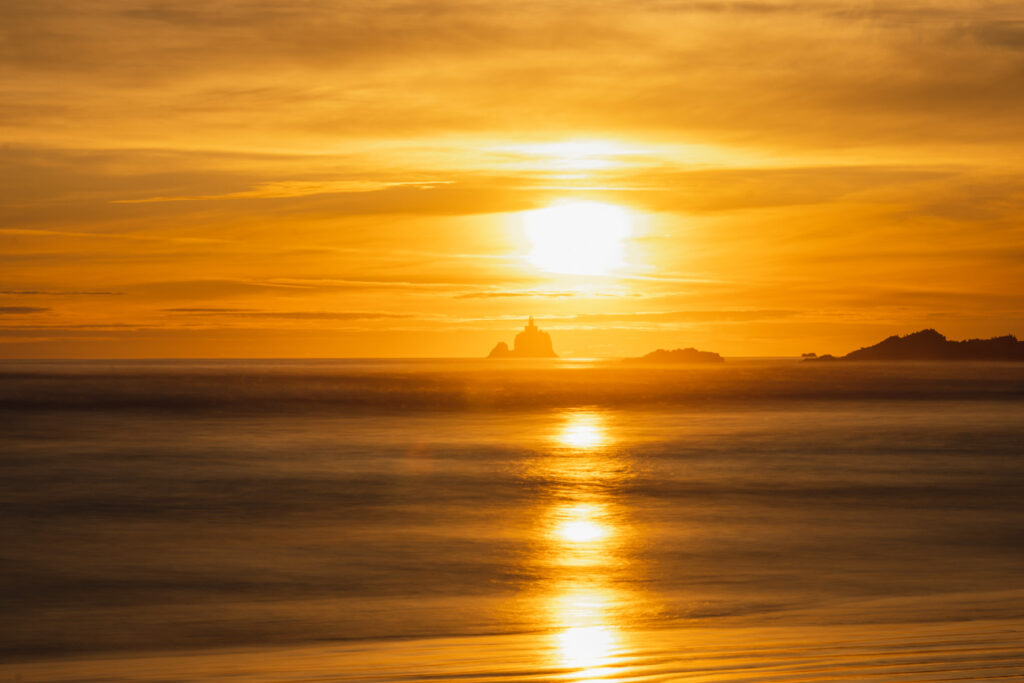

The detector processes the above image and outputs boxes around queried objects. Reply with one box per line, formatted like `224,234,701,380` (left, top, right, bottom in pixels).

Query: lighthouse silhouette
487,317,558,358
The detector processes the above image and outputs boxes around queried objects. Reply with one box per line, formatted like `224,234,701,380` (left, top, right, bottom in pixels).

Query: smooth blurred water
2,360,1024,679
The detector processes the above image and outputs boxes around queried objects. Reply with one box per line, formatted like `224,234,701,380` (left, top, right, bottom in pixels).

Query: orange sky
2,0,1023,358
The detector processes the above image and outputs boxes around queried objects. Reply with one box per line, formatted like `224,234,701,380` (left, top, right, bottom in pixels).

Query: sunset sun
522,201,633,276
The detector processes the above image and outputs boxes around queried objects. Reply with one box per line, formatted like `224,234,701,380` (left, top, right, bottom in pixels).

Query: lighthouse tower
486,316,558,358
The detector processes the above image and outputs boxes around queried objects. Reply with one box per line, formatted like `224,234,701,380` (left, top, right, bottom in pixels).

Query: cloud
128,274,539,302
112,179,455,203
0,227,228,245
607,166,954,213
565,310,801,324
5,0,1024,152
957,19,1024,51
457,291,578,299
162,308,415,320
0,306,50,314
461,309,800,324
127,279,315,300
0,290,122,296
161,307,259,313
456,289,642,299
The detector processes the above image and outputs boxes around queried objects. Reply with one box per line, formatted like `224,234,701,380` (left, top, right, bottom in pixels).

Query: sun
522,201,632,275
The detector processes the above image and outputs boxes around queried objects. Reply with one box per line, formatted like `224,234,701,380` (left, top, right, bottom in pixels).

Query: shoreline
4,616,1024,682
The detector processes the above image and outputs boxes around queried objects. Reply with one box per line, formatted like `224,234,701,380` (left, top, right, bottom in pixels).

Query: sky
2,0,1024,358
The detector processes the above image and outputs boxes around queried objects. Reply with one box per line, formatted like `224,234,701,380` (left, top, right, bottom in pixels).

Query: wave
2,360,1024,413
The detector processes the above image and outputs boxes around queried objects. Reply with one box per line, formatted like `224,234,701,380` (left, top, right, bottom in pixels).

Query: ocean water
2,359,1024,681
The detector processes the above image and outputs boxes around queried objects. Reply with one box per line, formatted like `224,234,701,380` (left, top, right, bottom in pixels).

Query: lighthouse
486,317,558,358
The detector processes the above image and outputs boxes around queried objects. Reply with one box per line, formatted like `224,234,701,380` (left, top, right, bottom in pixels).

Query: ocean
2,359,1024,681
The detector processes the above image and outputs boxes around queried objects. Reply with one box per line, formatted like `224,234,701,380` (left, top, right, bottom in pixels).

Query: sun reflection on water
546,587,626,678
553,503,610,545
558,519,608,544
557,412,608,450
557,626,617,670
530,409,636,679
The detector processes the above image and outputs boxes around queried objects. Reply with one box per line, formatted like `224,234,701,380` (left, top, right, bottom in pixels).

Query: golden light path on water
558,413,608,450
554,503,610,546
532,409,632,680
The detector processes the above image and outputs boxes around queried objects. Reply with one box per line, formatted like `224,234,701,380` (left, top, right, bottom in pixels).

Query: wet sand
5,616,1024,682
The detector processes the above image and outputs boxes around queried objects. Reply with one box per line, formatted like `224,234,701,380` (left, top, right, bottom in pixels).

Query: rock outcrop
624,347,724,364
487,317,558,358
807,329,1024,361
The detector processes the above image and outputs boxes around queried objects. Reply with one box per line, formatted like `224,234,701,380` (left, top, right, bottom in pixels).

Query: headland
807,329,1024,361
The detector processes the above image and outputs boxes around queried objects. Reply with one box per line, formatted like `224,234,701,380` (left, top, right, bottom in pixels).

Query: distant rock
806,329,1024,361
487,317,558,358
624,347,724,364
487,344,508,358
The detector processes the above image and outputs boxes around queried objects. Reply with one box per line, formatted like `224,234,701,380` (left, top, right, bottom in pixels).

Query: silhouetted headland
807,329,1024,361
487,317,558,358
624,347,724,364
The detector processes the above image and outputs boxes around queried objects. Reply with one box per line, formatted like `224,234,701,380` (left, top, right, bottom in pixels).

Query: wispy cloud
0,228,229,245
162,308,415,320
0,306,50,314
565,310,801,324
0,290,122,296
456,290,641,299
113,179,454,203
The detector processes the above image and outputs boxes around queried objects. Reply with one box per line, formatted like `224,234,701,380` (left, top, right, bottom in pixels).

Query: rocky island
624,347,724,364
487,317,558,358
807,329,1024,361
